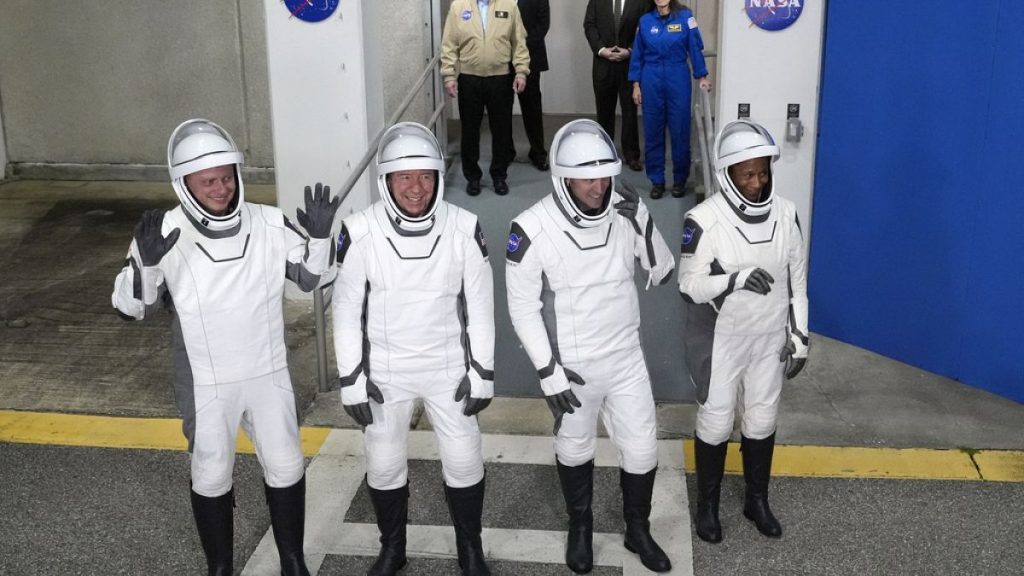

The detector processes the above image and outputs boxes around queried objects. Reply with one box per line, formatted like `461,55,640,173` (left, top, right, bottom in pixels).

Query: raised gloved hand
455,368,494,417
540,363,586,435
734,267,774,295
296,182,341,239
133,209,181,267
779,331,809,379
340,371,384,427
613,181,640,224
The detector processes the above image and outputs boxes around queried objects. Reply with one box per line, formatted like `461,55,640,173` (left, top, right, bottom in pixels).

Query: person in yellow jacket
441,0,530,197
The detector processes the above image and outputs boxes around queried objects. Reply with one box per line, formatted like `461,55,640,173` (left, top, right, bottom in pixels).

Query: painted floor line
2,410,1022,482
243,429,692,576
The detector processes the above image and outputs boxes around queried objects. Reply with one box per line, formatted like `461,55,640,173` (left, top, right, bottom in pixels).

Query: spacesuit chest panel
361,203,465,378
706,197,790,334
537,202,641,360
161,205,284,384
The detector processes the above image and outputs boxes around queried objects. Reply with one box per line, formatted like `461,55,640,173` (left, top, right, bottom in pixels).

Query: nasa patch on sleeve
680,217,703,255
336,224,352,264
687,16,698,29
474,222,489,258
505,221,531,263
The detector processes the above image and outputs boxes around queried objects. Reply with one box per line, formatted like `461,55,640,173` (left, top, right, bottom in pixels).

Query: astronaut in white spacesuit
112,119,339,576
331,122,495,576
505,119,675,574
678,119,809,544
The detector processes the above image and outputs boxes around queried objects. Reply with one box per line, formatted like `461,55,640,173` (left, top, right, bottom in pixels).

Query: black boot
694,437,727,544
556,460,594,574
265,476,311,576
444,478,491,576
366,482,409,576
620,469,671,573
190,488,234,576
741,434,783,538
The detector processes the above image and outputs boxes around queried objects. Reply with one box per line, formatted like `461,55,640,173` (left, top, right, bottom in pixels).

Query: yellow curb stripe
681,439,1024,482
0,410,330,458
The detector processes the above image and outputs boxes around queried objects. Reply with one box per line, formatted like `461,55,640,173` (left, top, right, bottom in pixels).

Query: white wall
264,0,383,224
716,2,826,239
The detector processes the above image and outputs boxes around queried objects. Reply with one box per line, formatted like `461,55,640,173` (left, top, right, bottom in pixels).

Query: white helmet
549,119,621,228
376,122,445,233
167,119,245,232
714,119,779,218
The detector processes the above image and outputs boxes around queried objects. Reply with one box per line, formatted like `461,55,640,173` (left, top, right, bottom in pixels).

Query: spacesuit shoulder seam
341,210,371,242
685,202,719,229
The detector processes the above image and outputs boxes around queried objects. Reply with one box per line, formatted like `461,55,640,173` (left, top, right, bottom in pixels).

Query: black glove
296,182,341,239
455,373,493,417
613,181,640,224
735,267,774,295
133,209,181,267
544,367,586,435
341,375,384,427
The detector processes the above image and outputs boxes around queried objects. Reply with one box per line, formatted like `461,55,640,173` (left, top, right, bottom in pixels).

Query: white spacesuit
331,122,494,576
112,118,337,576
505,119,674,574
678,119,808,544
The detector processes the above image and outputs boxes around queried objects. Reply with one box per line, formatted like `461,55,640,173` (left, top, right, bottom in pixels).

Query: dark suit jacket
583,0,652,81
517,0,550,72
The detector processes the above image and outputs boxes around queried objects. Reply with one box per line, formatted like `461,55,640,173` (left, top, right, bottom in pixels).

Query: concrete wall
0,0,434,181
0,0,273,179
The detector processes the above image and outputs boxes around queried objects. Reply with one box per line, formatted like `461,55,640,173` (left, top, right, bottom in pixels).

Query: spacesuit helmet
376,122,445,233
549,119,621,228
167,119,245,232
714,119,779,218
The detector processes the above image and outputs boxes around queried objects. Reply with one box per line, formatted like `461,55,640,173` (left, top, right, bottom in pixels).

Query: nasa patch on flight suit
474,222,489,258
505,222,531,263
495,10,509,18
667,24,682,33
680,217,703,256
687,16,698,29
336,224,352,264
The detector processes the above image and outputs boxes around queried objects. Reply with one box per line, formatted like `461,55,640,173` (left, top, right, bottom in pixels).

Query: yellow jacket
441,0,530,81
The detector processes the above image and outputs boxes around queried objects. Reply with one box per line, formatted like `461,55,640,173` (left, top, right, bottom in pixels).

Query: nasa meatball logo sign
745,0,803,31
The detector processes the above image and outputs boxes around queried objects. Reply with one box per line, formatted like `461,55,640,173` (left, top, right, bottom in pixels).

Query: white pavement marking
242,429,694,575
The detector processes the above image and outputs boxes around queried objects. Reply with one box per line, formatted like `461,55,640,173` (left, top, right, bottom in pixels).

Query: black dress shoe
466,180,482,196
671,183,687,198
628,159,643,172
531,156,550,172
650,184,665,199
493,179,509,196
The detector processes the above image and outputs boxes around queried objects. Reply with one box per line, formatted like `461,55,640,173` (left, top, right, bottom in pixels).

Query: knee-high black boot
265,476,311,576
444,478,491,576
694,437,728,543
556,460,594,574
741,433,782,538
620,468,672,573
366,482,409,576
190,488,234,576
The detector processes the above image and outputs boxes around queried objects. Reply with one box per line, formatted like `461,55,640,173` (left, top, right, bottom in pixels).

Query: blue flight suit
629,9,708,187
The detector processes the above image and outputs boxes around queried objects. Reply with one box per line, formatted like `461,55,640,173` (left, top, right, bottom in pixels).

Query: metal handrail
312,51,447,393
695,86,716,198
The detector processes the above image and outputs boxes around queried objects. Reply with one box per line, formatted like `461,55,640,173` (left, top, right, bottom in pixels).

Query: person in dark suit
517,0,551,171
584,0,652,172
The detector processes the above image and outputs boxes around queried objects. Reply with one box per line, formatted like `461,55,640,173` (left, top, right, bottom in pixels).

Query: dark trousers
517,70,546,160
459,72,515,182
593,61,641,162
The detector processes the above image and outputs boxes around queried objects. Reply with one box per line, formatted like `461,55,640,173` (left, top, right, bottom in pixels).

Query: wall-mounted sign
283,0,340,23
745,0,803,31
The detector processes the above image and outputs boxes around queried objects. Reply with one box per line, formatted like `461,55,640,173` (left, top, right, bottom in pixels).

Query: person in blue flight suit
629,0,712,199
